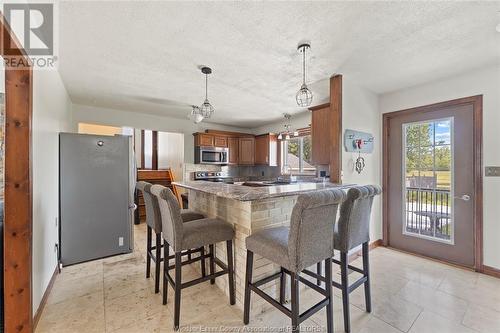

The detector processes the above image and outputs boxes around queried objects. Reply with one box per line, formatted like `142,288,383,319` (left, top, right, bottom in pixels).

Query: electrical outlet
119,237,124,247
485,166,500,177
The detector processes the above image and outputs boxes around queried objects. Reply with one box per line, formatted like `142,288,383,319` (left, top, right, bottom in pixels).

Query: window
281,135,316,175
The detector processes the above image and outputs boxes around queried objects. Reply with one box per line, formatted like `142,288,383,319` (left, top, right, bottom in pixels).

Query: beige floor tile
368,294,422,332
357,316,403,333
397,281,468,322
462,303,500,333
104,256,146,279
109,309,175,333
439,275,500,312
47,272,103,305
104,271,157,300
36,292,105,333
409,311,477,333
58,259,103,283
104,288,163,331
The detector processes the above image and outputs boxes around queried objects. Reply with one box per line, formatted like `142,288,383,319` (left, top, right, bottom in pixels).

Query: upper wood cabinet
194,133,215,147
238,137,255,165
310,103,331,165
214,136,228,147
227,137,239,164
255,134,278,166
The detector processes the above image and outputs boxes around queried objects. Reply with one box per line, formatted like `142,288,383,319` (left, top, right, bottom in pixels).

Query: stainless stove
194,171,234,184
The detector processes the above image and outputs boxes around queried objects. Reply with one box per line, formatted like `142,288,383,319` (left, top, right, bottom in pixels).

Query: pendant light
277,114,298,141
295,43,313,107
189,105,204,124
199,66,215,119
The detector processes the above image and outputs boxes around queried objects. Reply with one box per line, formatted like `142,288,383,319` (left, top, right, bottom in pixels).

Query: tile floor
36,223,500,333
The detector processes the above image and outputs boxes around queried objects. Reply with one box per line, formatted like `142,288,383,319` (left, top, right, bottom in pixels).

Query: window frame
281,133,316,175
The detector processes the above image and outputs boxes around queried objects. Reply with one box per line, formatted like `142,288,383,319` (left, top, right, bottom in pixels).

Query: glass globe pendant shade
200,98,214,119
190,105,204,124
296,83,313,107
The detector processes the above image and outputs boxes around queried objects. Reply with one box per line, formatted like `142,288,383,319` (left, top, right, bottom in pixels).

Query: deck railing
405,187,451,240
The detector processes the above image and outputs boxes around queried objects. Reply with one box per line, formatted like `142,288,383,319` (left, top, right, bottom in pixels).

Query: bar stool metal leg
163,241,170,305
209,244,215,284
340,252,350,333
290,272,300,333
200,246,206,277
155,233,162,293
243,250,254,325
174,252,182,331
146,226,152,278
325,258,333,333
316,262,322,286
226,240,236,305
279,267,286,305
362,242,371,312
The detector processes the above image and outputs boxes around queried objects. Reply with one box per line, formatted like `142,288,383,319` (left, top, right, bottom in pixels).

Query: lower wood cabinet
238,137,255,165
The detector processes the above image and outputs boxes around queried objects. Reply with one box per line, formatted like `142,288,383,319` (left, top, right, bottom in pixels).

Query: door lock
455,194,471,201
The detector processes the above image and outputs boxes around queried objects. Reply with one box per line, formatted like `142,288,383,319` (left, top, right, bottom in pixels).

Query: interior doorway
383,96,483,270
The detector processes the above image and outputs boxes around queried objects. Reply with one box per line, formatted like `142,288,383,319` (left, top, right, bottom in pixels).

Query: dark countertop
173,180,353,201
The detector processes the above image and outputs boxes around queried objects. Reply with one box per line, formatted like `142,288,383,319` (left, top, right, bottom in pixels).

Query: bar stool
243,189,345,333
136,181,205,294
150,184,236,331
305,185,381,333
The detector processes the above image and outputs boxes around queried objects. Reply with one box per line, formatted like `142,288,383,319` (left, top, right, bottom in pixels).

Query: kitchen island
173,180,352,313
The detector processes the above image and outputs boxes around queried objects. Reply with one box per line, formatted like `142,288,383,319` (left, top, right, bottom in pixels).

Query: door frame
1,14,34,333
382,95,483,271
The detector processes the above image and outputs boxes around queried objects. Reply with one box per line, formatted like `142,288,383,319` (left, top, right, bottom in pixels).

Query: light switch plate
119,237,124,247
485,166,500,177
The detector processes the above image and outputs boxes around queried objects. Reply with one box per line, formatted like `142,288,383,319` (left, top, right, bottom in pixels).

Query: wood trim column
2,14,34,333
329,74,342,183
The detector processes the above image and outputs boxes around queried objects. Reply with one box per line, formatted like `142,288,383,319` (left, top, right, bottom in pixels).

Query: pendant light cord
205,74,208,100
302,46,306,85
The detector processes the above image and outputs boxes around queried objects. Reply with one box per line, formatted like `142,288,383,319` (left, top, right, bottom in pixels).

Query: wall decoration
344,129,374,153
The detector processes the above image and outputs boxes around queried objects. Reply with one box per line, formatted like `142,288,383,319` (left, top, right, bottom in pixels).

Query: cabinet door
254,135,269,165
198,134,214,146
214,136,228,147
311,107,330,165
238,137,255,165
228,137,239,164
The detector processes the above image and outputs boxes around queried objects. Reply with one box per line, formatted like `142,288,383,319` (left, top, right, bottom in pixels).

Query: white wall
252,78,382,242
32,69,72,312
380,64,500,269
71,104,250,164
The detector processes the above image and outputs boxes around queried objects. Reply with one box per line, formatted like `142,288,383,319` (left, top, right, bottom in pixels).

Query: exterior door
385,97,481,268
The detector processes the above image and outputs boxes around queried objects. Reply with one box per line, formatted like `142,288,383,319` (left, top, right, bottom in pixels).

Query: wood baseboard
33,266,59,329
483,265,500,279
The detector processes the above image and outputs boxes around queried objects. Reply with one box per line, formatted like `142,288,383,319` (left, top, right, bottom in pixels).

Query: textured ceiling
58,1,500,128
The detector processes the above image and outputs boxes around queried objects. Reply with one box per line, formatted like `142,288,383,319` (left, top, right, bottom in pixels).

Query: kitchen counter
173,180,354,313
173,180,352,201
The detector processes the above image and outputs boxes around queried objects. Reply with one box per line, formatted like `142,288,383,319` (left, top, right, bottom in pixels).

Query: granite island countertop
173,180,354,201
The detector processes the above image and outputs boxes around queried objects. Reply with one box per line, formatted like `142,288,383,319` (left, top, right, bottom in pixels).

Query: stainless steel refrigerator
59,133,136,266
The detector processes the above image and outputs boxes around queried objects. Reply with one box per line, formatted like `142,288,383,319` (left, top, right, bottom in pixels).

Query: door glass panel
403,118,453,243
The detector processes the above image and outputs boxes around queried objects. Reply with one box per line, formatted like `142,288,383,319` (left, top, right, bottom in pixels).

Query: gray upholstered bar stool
243,189,345,333
136,181,205,294
151,184,236,331
306,185,381,333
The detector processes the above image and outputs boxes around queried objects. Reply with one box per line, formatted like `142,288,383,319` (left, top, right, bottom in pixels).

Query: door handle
454,194,471,201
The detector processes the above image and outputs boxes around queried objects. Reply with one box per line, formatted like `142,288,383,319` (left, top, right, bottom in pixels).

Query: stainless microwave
195,146,229,164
